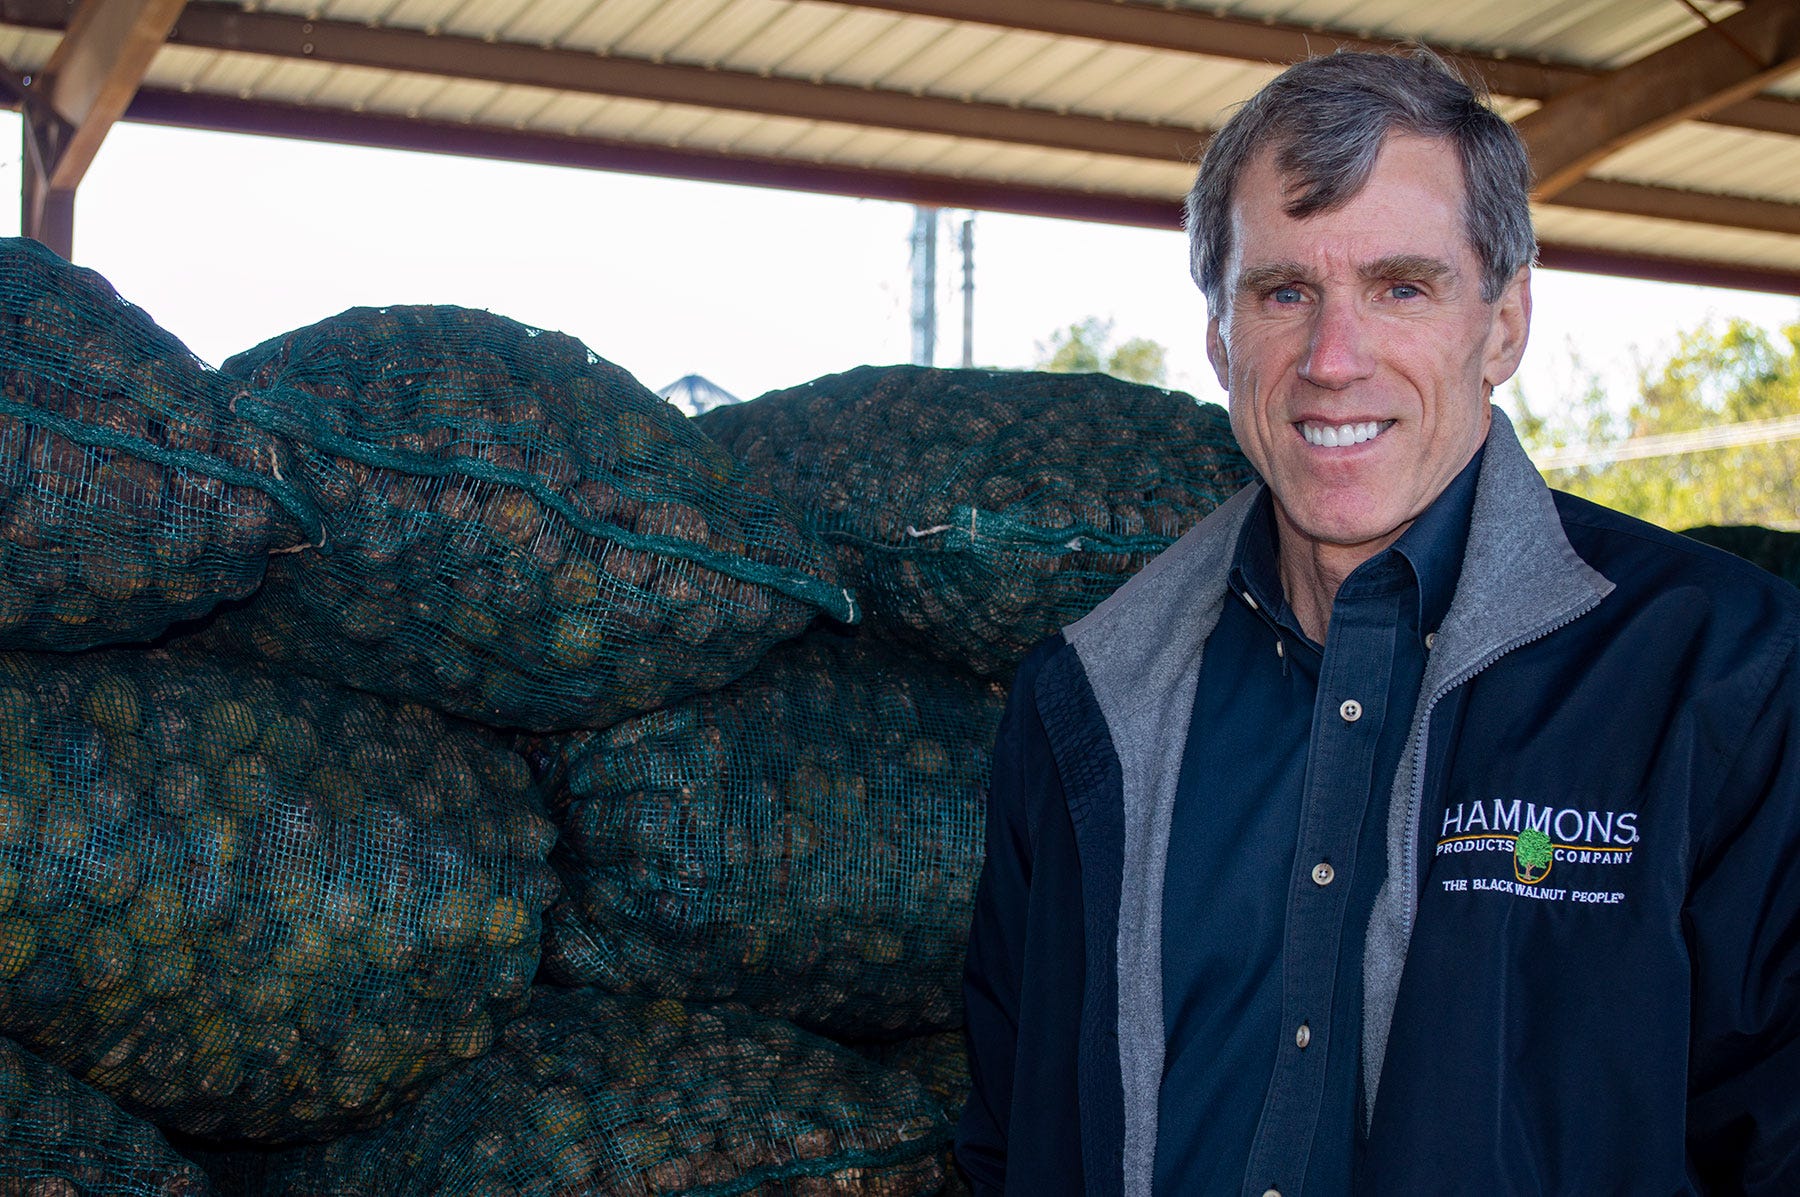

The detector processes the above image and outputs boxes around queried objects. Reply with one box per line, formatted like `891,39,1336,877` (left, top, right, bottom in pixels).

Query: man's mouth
1298,419,1394,448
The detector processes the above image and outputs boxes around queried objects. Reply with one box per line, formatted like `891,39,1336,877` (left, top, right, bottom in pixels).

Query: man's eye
1389,282,1423,299
1272,286,1304,304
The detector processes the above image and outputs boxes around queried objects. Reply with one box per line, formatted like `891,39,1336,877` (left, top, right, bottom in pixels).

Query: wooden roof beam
122,86,1185,226
36,0,186,190
1553,177,1800,237
162,4,1206,163
1517,0,1800,199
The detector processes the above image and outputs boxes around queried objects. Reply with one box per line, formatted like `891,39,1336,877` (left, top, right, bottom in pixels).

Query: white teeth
1301,420,1385,448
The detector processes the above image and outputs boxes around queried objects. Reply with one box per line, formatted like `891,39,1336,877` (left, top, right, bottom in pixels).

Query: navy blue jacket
957,412,1800,1196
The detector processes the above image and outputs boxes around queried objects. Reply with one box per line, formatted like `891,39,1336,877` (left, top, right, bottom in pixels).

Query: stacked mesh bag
0,244,585,1191
189,304,854,731
0,1033,213,1195
858,1033,973,1197
676,365,1253,1191
696,364,1256,679
528,631,1008,1040
187,988,952,1196
0,237,318,649
0,240,1256,1195
0,648,558,1143
0,252,961,1194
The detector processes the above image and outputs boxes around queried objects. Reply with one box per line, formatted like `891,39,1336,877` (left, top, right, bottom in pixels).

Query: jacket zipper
1397,595,1606,948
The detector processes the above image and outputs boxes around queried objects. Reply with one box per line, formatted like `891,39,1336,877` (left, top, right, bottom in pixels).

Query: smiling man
957,50,1800,1196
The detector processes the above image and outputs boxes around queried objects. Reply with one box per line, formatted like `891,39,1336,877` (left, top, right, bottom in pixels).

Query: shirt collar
1229,444,1484,644
1391,444,1483,638
1231,487,1288,628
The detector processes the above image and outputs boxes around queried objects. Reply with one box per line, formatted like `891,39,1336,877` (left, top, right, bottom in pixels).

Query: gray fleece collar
1062,409,1613,1196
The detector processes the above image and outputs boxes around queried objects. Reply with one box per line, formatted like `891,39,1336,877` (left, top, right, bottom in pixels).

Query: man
957,49,1800,1196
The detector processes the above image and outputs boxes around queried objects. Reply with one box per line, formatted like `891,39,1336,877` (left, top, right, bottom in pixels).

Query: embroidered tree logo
1514,828,1554,884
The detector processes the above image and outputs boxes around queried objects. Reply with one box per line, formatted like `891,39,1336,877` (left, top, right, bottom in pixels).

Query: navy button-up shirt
1154,448,1482,1197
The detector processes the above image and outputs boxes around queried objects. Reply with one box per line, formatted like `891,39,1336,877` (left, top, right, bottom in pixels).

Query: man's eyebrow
1361,254,1455,283
1234,263,1309,294
1233,255,1456,295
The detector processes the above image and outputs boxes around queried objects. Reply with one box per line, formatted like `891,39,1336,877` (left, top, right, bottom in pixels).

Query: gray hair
1185,49,1536,311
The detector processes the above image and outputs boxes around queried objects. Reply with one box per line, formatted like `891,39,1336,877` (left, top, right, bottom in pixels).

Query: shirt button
1312,861,1335,886
1295,1023,1311,1049
1425,631,1438,650
1339,698,1362,722
1262,1190,1282,1197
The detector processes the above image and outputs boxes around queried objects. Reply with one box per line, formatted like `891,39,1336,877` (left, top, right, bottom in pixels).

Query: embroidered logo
1433,799,1639,906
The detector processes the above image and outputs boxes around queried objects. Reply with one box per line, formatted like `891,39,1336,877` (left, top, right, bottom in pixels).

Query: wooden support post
14,0,186,258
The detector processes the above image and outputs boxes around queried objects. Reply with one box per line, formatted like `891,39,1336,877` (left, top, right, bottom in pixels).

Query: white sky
4,115,1797,416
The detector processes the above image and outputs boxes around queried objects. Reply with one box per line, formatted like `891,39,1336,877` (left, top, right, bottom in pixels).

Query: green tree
1107,336,1169,387
1035,317,1170,386
1514,828,1553,883
1510,318,1800,530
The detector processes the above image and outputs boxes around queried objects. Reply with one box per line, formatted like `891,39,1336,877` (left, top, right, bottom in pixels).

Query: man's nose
1298,299,1376,389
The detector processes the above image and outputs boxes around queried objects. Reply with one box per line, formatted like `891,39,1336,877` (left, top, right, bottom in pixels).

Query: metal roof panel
1592,123,1800,201
610,0,743,59
470,81,563,126
490,0,604,46
557,0,672,55
752,6,901,78
652,0,795,65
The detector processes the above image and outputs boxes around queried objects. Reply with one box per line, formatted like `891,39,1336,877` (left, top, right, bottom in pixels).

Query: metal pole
910,205,938,366
960,214,974,368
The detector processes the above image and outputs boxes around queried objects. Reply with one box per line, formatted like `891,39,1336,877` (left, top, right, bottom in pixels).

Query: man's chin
1278,505,1413,558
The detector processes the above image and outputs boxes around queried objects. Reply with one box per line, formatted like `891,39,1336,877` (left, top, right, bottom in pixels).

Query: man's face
1207,134,1530,561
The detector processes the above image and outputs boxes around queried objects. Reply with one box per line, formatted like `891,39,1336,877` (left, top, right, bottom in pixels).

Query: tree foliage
1034,317,1169,386
1511,318,1800,530
1514,828,1553,881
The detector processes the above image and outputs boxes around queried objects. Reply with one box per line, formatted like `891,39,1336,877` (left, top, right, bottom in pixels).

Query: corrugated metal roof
3,0,1799,290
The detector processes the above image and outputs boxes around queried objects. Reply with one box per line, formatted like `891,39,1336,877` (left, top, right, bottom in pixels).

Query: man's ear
1482,267,1532,390
1206,314,1229,389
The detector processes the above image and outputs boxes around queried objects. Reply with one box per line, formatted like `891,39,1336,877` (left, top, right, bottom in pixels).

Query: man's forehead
1226,135,1473,267
1244,131,1465,199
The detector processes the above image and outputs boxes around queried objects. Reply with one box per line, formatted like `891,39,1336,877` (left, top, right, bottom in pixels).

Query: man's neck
1275,521,1410,644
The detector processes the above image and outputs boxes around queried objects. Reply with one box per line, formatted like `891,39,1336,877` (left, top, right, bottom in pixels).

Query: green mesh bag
527,631,1004,1039
0,238,318,650
0,648,557,1143
1681,524,1800,587
855,1033,968,1118
187,988,950,1197
695,365,1254,678
195,305,853,731
854,1032,971,1197
0,1035,211,1195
